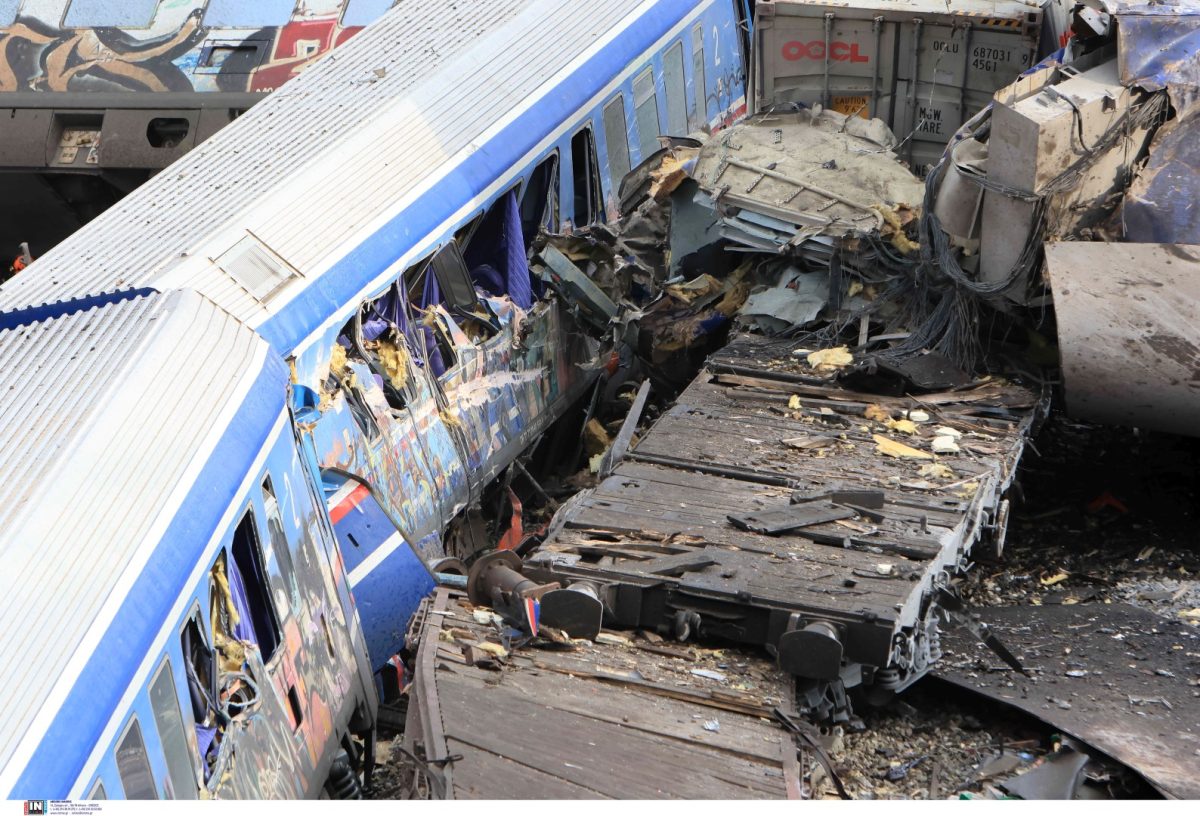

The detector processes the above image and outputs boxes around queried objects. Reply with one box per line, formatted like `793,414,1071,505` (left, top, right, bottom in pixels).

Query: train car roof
0,290,289,797
0,0,708,354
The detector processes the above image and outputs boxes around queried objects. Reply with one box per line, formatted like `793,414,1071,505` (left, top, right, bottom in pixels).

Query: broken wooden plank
728,501,856,535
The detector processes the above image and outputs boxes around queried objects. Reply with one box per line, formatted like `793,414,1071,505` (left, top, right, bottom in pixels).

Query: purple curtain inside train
465,188,534,309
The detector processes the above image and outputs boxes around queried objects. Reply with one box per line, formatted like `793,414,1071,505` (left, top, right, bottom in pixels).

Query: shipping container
751,0,1042,169
892,81,995,170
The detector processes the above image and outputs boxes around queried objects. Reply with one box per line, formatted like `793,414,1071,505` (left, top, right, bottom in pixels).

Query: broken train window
400,255,459,378
184,530,275,785
570,126,603,227
261,474,300,617
413,242,502,348
463,184,543,312
520,152,560,247
325,332,384,440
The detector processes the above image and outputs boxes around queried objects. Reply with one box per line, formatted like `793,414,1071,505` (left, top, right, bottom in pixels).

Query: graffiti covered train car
0,0,398,256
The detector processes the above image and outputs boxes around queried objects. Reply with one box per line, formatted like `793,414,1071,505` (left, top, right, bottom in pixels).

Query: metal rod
599,379,651,479
822,13,834,109
906,19,923,164
871,16,882,119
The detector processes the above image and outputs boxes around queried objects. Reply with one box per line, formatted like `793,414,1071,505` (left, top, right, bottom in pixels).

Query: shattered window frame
230,505,284,661
519,154,559,247
569,126,603,227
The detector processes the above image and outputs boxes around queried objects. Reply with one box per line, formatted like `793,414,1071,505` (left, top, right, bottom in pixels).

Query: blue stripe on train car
10,356,291,799
327,478,436,670
259,0,719,354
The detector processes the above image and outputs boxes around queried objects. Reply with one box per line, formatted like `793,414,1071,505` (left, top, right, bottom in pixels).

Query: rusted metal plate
404,588,801,799
1046,241,1200,437
935,603,1200,799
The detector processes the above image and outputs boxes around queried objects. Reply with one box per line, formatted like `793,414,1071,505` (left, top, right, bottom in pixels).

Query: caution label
831,95,870,118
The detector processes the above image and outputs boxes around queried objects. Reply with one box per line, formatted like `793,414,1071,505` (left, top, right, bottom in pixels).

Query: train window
148,660,198,800
64,0,158,28
342,0,394,27
602,96,631,191
114,718,159,800
570,128,603,227
89,781,106,799
261,475,299,617
0,1,17,27
691,24,707,124
663,42,688,136
205,0,296,28
520,153,559,246
231,509,283,659
632,67,661,161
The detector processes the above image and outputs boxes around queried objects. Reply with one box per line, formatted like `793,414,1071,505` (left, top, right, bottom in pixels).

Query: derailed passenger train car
0,0,749,800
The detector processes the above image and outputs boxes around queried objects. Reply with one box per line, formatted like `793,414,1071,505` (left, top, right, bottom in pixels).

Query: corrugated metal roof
0,290,274,778
0,0,654,333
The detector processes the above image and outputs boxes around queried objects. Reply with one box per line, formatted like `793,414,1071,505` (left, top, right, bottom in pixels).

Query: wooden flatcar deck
527,334,1042,685
403,588,802,799
402,334,1043,798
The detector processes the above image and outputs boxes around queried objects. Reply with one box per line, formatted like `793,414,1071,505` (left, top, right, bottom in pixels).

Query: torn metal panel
536,244,619,331
934,603,1200,799
1122,113,1200,243
403,588,802,799
1099,0,1200,116
1045,241,1200,437
690,110,925,252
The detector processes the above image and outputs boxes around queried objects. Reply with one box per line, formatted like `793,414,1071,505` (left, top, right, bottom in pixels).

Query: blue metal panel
326,474,435,670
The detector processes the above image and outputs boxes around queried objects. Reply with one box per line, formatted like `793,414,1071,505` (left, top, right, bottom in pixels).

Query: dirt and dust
803,412,1199,800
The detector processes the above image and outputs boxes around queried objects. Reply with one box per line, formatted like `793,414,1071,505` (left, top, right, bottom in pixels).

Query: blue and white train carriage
0,0,749,800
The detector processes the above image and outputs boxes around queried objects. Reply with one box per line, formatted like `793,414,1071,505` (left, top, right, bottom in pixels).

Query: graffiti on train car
0,1,376,94
198,434,363,799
